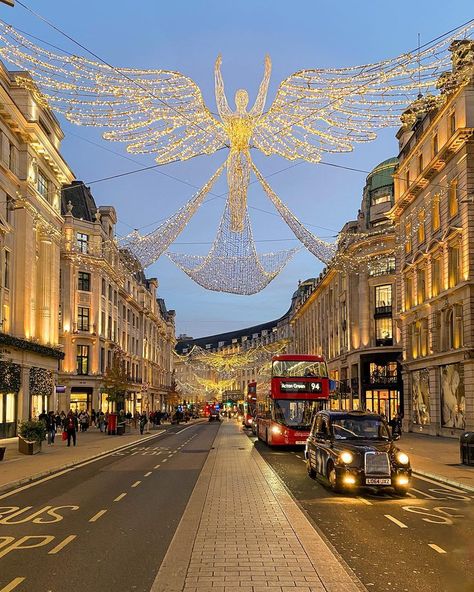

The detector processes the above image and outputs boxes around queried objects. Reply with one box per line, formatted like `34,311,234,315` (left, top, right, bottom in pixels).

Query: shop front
0,360,20,438
70,387,92,413
29,367,54,418
360,353,403,422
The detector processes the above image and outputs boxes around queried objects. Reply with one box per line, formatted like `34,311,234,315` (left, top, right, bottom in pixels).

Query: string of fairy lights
0,18,472,294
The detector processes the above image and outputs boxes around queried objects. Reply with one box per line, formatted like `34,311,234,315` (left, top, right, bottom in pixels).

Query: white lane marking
48,535,77,554
405,492,417,498
357,496,372,505
411,488,437,499
162,458,168,463
89,509,107,523
295,454,302,459
0,578,26,592
153,464,161,469
175,425,196,434
384,514,408,528
0,432,165,501
428,543,447,554
131,481,141,488
414,474,469,493
144,472,152,477
114,493,127,502
167,454,173,458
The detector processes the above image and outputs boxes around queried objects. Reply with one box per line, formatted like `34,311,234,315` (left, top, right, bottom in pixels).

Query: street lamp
0,1,14,6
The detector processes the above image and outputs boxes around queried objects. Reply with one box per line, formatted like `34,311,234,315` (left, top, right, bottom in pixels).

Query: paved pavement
0,421,219,592
402,431,474,491
153,421,364,592
253,432,474,592
0,422,187,493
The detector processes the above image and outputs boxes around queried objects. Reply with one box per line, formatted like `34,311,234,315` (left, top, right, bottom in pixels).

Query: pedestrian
46,411,56,445
91,408,96,427
64,411,78,446
389,413,402,438
98,410,105,432
139,412,147,435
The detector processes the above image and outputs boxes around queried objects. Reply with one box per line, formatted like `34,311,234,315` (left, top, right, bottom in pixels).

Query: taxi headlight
396,452,410,465
339,451,353,464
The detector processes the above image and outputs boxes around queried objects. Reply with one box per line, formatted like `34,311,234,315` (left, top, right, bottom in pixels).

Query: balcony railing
374,305,392,317
375,337,393,347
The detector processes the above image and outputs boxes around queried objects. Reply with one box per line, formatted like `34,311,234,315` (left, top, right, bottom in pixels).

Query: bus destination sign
280,381,322,394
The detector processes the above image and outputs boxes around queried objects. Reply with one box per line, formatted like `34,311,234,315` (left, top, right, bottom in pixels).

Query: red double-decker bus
256,354,330,446
243,382,257,428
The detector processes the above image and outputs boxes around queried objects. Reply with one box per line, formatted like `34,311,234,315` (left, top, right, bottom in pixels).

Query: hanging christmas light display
0,20,472,236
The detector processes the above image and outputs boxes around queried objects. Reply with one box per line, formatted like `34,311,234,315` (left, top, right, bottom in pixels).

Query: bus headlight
339,451,353,464
271,425,282,435
248,418,253,424
396,452,410,465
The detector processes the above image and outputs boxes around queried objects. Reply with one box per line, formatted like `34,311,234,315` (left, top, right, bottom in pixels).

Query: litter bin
460,432,474,465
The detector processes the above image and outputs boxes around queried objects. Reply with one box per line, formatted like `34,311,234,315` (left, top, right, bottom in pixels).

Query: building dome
366,157,398,192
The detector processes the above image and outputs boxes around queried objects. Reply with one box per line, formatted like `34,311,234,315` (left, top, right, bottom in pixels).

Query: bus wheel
306,458,316,479
327,461,341,492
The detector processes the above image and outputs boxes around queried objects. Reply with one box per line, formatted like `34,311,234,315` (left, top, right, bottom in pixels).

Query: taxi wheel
327,462,342,493
306,458,316,479
393,487,409,497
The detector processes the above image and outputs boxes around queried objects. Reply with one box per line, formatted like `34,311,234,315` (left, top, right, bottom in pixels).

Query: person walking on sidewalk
46,411,56,445
64,411,78,446
139,412,148,435
389,413,402,438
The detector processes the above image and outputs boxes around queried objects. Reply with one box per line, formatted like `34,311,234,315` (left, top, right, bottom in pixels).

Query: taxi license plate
295,440,307,445
366,478,391,485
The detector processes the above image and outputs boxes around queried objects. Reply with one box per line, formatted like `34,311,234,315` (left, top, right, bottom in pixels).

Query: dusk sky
4,0,473,338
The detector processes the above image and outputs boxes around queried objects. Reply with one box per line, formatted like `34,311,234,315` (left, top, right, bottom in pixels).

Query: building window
432,194,441,231
6,195,12,224
432,132,438,156
37,169,48,199
77,271,91,292
3,250,10,289
101,278,106,296
453,304,463,349
448,244,460,288
375,317,393,346
448,180,458,218
108,284,113,302
417,267,426,305
368,256,396,277
417,210,425,244
431,256,442,297
405,275,413,310
101,311,106,336
76,345,89,375
417,153,423,176
449,112,456,136
406,168,411,191
371,193,391,205
405,222,412,254
375,285,392,313
100,347,105,373
76,233,89,254
77,307,90,331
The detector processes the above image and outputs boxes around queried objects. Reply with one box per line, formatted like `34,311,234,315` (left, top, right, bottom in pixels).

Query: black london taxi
305,410,412,495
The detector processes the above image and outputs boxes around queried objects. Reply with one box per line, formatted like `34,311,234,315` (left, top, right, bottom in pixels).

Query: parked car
305,410,411,495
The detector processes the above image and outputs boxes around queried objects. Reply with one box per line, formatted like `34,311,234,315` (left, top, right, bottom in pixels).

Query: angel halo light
0,22,473,293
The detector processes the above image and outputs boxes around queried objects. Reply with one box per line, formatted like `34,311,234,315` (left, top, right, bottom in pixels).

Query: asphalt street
250,431,474,592
0,421,219,592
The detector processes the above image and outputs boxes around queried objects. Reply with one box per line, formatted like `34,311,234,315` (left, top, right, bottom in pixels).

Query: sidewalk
402,431,474,491
152,422,364,592
0,423,166,493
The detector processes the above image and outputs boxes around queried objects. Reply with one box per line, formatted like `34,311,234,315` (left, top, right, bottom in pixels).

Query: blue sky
4,1,473,337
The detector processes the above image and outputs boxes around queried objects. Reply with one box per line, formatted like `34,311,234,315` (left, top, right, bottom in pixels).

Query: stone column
37,235,53,344
358,270,370,347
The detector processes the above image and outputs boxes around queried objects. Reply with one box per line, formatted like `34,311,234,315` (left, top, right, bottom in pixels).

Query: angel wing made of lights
1,21,473,236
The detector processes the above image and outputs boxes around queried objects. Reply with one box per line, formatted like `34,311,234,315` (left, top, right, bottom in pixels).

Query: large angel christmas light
0,21,473,292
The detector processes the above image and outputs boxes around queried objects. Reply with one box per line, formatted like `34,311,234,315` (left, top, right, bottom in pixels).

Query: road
0,421,219,592
251,432,474,592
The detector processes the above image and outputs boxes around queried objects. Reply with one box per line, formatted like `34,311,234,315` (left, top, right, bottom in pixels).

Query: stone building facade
392,41,474,436
0,62,74,437
291,159,403,421
58,182,176,415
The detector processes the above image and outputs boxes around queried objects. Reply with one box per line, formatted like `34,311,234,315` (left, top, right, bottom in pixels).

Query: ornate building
58,182,176,414
291,158,403,421
392,40,474,436
0,62,74,437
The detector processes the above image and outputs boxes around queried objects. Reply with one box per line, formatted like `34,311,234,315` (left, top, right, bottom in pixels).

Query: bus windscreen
272,360,328,378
